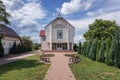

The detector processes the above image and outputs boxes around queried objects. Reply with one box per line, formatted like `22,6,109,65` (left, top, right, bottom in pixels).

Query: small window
43,37,46,41
57,30,63,39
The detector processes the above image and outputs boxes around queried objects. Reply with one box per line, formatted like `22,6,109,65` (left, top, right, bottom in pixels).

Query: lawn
0,54,49,80
70,54,120,80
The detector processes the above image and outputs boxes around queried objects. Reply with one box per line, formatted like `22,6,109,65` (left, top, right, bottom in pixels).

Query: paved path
0,50,40,65
44,52,76,80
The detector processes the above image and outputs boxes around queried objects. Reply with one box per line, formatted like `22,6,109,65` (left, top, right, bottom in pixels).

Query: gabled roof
44,17,75,29
0,24,20,39
40,30,45,37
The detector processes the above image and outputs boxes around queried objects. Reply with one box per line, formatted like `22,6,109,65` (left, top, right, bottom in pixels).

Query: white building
0,24,21,55
40,15,75,51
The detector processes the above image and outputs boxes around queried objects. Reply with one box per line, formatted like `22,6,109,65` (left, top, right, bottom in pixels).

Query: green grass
70,54,120,80
0,54,49,80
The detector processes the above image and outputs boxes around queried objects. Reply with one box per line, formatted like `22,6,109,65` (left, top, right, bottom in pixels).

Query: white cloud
60,0,95,15
69,11,120,43
60,0,81,14
2,0,47,43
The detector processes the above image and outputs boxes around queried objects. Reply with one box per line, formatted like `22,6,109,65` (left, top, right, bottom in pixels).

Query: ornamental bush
105,37,111,65
89,39,98,60
0,36,4,58
86,40,92,57
98,40,106,62
78,41,82,54
96,40,101,61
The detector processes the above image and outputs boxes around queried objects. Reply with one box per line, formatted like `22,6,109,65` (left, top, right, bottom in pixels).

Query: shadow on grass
0,59,42,76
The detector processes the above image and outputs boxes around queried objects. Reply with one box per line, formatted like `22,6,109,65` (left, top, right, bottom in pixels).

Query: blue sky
2,0,120,43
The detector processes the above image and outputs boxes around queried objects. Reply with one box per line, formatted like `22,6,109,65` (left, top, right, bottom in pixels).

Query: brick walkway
44,52,76,80
0,50,39,65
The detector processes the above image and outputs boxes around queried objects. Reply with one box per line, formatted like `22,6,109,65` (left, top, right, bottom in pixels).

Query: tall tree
21,36,33,51
0,0,11,24
84,19,119,40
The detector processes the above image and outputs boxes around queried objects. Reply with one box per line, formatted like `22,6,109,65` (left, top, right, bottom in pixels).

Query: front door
57,43,62,50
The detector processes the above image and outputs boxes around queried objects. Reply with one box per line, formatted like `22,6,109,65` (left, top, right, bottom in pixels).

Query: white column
67,42,69,50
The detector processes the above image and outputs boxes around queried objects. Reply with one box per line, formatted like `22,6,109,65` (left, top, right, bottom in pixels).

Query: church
40,14,75,51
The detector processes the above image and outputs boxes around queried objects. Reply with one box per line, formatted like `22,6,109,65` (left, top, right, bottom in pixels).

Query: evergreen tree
73,44,78,52
10,42,17,54
89,39,98,60
78,41,82,54
86,40,92,57
105,37,111,64
83,41,87,55
0,36,4,57
114,35,120,68
109,37,116,66
98,40,106,62
96,40,101,61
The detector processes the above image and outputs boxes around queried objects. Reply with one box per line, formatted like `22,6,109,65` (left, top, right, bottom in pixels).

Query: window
43,37,46,41
57,30,63,39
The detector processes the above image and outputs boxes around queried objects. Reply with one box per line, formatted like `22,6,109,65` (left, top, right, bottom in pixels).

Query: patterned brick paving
44,52,76,80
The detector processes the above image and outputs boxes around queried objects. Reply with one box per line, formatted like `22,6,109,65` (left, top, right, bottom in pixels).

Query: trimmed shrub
105,37,111,65
98,40,106,62
113,36,120,68
89,39,98,60
78,41,82,54
0,36,4,58
86,40,92,57
108,37,116,66
73,44,78,52
10,42,17,54
96,40,101,61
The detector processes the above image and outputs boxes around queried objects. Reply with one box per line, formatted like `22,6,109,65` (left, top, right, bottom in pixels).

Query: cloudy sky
2,0,120,43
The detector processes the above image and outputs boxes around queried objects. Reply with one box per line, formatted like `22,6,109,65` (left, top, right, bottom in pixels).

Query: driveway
0,50,40,65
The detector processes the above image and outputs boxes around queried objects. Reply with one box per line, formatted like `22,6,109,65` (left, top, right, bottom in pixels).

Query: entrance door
57,43,62,50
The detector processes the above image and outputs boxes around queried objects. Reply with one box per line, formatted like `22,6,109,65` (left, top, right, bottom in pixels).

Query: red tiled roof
40,30,45,37
0,24,20,39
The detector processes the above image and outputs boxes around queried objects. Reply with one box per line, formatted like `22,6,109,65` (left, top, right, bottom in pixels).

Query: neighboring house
0,24,21,55
40,14,75,51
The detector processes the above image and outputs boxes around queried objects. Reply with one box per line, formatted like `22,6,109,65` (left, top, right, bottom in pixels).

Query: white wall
1,36,20,55
41,18,75,50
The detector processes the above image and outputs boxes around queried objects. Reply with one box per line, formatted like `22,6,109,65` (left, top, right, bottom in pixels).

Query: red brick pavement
44,52,76,80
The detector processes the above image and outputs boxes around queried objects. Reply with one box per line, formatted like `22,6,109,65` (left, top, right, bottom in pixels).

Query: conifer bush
85,40,92,57
96,40,101,61
0,36,4,58
98,40,106,62
89,39,98,60
105,37,111,65
78,41,82,54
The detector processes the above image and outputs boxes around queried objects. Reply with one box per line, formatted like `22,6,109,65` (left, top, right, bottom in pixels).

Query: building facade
40,16,75,51
0,24,21,55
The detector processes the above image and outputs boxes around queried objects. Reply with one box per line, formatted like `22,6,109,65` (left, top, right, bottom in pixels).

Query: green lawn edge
70,54,120,80
0,54,50,80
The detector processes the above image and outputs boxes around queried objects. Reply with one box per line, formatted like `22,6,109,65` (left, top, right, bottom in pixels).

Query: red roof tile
40,30,45,37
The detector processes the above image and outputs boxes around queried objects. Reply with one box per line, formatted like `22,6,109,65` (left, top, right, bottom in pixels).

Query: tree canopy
0,0,11,24
84,19,120,40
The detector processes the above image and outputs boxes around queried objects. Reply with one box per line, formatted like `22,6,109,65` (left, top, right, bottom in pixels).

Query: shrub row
79,36,120,68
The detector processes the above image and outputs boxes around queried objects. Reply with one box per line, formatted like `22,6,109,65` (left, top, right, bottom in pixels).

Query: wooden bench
69,56,80,63
41,57,50,62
